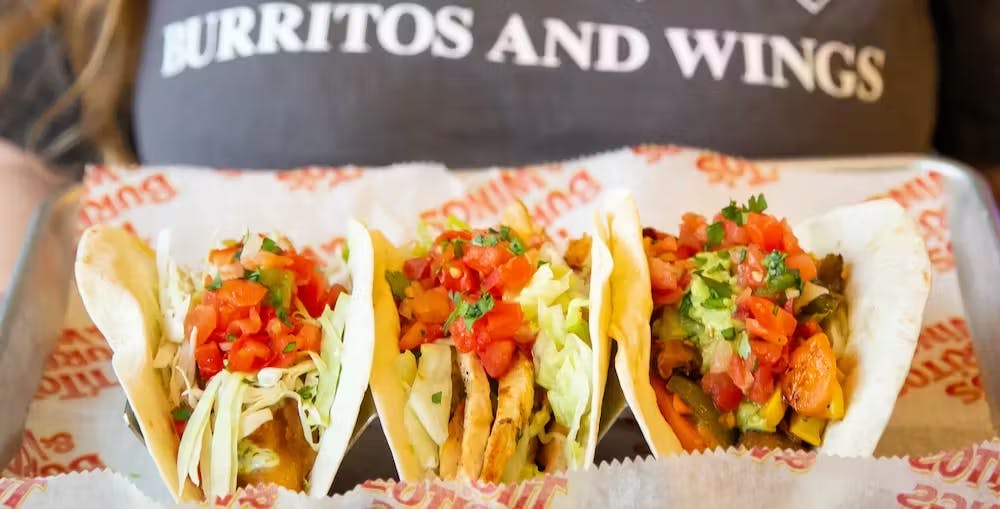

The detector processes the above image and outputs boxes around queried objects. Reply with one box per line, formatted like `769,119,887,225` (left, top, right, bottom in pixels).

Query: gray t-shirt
133,0,943,169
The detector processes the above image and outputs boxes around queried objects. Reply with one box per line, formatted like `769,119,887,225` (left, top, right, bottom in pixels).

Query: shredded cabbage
176,370,225,493
404,405,439,473
519,257,593,468
209,372,246,497
315,295,350,426
395,351,418,393
406,343,453,445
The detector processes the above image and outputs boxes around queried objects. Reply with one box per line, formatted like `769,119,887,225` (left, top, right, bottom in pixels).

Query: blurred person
0,0,998,283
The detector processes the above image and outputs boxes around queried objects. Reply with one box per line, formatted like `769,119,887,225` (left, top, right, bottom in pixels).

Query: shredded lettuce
315,295,350,426
518,257,593,469
406,343,453,445
176,370,225,493
501,406,552,483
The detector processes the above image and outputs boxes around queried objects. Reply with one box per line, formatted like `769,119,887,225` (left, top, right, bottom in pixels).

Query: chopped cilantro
508,236,526,256
720,200,743,225
721,327,736,340
704,222,725,249
498,225,513,241
737,247,747,264
760,250,803,296
244,268,261,282
701,276,732,299
747,193,768,213
171,406,192,421
772,304,779,316
277,307,290,325
451,239,465,258
225,333,237,342
537,260,549,268
206,274,223,291
297,386,314,400
472,234,499,247
736,331,751,359
431,391,443,404
283,342,296,353
444,291,495,331
385,271,411,301
260,237,283,254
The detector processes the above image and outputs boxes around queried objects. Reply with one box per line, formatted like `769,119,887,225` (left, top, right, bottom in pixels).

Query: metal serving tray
1,155,998,493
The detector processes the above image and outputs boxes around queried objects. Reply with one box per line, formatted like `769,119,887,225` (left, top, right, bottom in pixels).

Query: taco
74,222,375,501
598,192,930,456
367,202,613,482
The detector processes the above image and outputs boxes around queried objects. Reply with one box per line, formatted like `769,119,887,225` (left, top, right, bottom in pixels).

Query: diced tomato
226,306,262,337
744,213,786,253
399,321,429,351
677,213,708,257
209,245,240,266
409,287,452,324
172,418,188,438
289,254,319,287
496,255,534,294
727,356,754,393
780,219,804,255
481,302,523,341
217,279,269,307
749,339,783,365
701,372,743,412
720,219,748,247
186,304,217,345
228,337,272,372
298,280,326,318
735,245,766,290
265,317,290,342
325,284,347,310
513,324,536,344
449,319,476,353
463,245,513,276
244,250,294,271
297,323,322,353
403,258,431,280
481,269,503,296
785,253,817,283
479,340,515,378
441,263,478,293
748,364,775,404
268,333,296,360
796,321,822,339
195,343,224,379
746,296,797,342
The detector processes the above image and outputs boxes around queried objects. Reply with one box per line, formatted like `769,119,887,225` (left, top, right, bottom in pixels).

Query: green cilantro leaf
508,236,526,256
206,274,223,291
736,331,751,359
244,268,261,282
283,342,297,353
277,307,290,326
431,391,443,404
721,327,736,340
451,239,465,258
720,200,744,225
171,406,192,421
472,234,499,247
737,247,747,264
260,237,283,254
385,271,411,301
760,250,803,296
747,194,768,213
297,386,315,400
463,293,494,329
537,260,549,268
704,222,725,249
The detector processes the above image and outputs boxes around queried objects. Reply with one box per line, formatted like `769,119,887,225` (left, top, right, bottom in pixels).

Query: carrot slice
651,373,707,451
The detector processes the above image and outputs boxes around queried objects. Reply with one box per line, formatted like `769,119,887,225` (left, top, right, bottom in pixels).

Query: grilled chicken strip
480,353,534,483
457,352,493,479
439,401,465,480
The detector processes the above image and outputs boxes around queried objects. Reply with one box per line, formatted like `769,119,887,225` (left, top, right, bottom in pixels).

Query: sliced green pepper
258,268,295,313
667,375,736,448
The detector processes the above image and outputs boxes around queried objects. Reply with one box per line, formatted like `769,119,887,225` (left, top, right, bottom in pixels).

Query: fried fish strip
538,423,569,474
457,352,492,479
439,401,465,480
480,353,534,483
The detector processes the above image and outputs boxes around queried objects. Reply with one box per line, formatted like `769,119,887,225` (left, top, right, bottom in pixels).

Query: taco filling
638,195,849,450
384,219,595,482
161,233,351,495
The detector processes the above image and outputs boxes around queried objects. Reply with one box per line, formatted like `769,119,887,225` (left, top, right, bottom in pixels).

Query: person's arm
0,140,63,292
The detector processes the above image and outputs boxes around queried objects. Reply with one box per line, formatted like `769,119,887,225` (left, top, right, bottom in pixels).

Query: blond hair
0,0,147,165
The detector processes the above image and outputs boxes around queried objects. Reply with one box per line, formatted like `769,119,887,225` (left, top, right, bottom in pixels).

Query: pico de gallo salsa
176,234,345,434
387,225,541,379
645,195,848,451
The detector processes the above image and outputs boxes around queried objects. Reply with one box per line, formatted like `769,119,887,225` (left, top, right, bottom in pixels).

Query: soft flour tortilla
368,201,616,481
74,223,377,501
602,195,931,457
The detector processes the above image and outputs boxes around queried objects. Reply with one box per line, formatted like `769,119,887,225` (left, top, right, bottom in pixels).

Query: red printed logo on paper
362,476,568,509
78,172,179,228
695,153,779,188
632,144,683,164
900,318,983,404
35,327,117,401
418,169,550,229
868,171,954,272
740,448,816,473
275,166,363,192
3,430,106,478
906,443,1000,497
0,478,47,509
214,168,244,179
212,484,278,509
